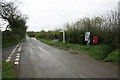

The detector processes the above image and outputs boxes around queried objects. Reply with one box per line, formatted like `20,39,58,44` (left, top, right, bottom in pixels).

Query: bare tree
0,1,27,31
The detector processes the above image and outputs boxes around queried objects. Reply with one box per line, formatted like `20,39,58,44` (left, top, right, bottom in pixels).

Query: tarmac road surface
2,36,118,78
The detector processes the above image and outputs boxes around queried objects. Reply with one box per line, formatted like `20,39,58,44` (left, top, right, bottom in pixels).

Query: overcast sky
2,0,119,31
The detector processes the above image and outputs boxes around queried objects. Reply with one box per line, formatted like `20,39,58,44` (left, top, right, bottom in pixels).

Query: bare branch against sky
1,0,119,31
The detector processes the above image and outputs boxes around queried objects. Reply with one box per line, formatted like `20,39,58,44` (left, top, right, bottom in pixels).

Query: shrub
104,49,119,64
88,44,112,60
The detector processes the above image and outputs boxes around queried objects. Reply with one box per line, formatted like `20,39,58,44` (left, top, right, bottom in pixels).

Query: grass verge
88,44,113,60
36,38,119,64
104,49,119,64
36,38,89,51
2,61,16,79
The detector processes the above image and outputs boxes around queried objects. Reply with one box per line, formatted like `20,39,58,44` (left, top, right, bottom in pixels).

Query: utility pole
85,18,90,46
63,29,65,43
60,29,65,43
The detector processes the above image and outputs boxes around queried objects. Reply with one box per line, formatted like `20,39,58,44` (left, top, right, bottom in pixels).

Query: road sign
85,32,90,41
93,37,98,43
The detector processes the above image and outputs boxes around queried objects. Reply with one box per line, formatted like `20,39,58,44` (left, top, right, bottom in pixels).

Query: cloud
17,0,118,31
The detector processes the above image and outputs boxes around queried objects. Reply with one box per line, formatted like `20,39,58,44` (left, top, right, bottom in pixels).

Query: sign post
60,29,65,43
63,30,65,43
85,32,90,46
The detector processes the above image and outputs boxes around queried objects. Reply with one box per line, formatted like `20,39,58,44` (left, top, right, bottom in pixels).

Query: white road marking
32,38,37,41
14,42,23,65
11,43,20,54
18,46,21,52
14,62,19,65
38,47,58,61
80,75,86,78
6,43,20,62
15,58,19,61
11,47,17,54
39,47,48,54
38,46,86,78
32,38,40,42
17,53,20,56
6,59,10,62
5,42,23,64
14,53,20,65
20,42,23,46
10,54,13,56
16,56,20,58
8,57,11,59
16,43,20,48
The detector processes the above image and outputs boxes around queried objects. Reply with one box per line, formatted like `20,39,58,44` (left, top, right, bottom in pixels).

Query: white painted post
63,29,65,43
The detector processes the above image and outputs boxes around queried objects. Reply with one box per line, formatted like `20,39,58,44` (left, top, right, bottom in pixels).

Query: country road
2,36,118,78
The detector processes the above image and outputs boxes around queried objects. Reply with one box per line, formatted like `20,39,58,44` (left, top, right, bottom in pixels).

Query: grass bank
36,38,119,64
2,61,16,79
2,36,26,79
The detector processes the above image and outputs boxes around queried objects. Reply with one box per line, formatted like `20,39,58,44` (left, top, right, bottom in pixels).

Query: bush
27,32,36,37
88,44,112,60
104,49,119,64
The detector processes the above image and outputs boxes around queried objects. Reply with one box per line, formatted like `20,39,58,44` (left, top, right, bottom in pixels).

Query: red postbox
93,37,98,43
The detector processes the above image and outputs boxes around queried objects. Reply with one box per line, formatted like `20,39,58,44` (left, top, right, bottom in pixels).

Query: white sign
85,32,90,41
